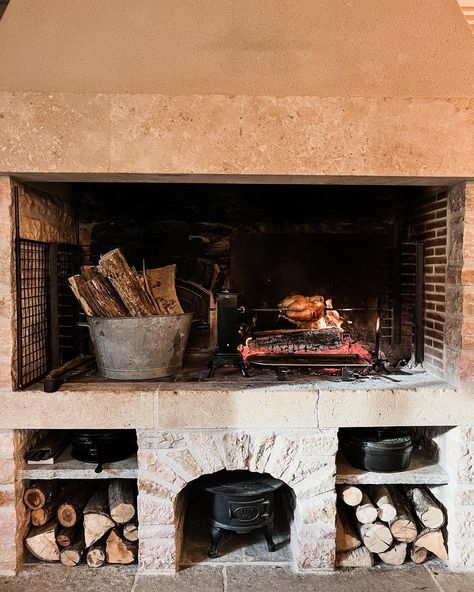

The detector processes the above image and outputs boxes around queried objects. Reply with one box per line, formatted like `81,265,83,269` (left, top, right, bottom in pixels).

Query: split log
355,491,378,525
86,541,106,568
389,487,418,543
404,486,445,529
31,500,58,527
86,275,128,317
56,527,77,548
68,275,96,317
358,521,393,554
378,542,407,566
108,479,136,524
123,520,139,542
25,521,60,562
336,546,374,568
336,504,361,552
338,485,363,507
24,482,57,510
145,265,184,315
105,527,138,564
59,535,85,567
367,485,396,523
80,266,99,281
98,249,156,316
57,483,93,528
414,528,448,561
83,485,115,547
247,327,342,354
409,543,428,564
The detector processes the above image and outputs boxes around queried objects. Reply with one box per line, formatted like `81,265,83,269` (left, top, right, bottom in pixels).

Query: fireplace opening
11,180,463,389
176,470,295,567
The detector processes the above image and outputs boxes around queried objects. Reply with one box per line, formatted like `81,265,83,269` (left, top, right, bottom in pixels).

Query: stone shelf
336,451,449,485
20,446,138,480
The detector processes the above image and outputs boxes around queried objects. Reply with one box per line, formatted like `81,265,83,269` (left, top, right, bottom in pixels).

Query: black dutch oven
71,430,137,473
340,428,413,472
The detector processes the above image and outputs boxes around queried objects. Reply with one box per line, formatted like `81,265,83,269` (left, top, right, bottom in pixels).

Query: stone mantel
1,375,472,430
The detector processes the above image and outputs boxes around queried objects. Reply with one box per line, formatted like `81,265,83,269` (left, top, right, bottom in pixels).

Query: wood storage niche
22,477,139,568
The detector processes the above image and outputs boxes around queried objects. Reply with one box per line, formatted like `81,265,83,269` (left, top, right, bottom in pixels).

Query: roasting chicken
278,294,343,330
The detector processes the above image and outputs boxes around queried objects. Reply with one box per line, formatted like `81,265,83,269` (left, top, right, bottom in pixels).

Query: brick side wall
0,177,14,392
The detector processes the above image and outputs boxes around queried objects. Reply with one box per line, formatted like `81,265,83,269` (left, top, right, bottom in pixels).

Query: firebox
12,180,460,389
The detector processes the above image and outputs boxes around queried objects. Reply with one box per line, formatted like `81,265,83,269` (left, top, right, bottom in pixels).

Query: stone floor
1,563,473,592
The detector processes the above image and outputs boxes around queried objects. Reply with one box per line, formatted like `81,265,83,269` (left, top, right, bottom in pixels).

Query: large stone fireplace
0,0,473,580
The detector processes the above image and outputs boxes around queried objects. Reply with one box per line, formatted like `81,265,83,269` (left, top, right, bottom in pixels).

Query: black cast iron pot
340,428,413,472
71,430,137,473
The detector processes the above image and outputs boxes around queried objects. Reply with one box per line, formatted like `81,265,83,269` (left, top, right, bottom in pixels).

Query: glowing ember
278,294,344,331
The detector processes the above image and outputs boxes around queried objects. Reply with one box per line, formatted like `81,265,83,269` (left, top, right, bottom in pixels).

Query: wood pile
69,248,183,317
336,484,447,567
23,480,138,567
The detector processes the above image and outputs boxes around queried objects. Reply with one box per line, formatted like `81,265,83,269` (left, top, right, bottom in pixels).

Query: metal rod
415,241,424,363
13,184,23,389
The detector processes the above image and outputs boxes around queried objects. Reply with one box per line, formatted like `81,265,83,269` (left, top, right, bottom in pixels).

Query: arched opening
175,469,296,568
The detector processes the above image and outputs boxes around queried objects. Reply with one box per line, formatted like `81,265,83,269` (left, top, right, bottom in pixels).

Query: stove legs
207,522,276,558
263,522,276,552
208,526,224,558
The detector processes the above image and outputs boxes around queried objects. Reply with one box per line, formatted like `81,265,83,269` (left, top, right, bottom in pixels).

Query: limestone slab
319,384,474,427
0,388,154,429
20,446,138,480
225,564,441,592
336,451,449,485
157,388,318,429
135,566,224,592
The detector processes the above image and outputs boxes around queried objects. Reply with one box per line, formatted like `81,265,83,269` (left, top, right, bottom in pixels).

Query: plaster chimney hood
0,0,473,98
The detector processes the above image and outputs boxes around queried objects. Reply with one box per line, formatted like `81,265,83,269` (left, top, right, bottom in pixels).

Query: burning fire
278,294,344,331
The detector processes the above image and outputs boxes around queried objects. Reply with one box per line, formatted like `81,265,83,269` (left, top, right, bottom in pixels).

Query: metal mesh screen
16,239,80,389
17,239,50,388
57,245,80,365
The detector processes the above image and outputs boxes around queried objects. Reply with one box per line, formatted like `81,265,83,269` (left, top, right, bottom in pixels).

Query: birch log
414,528,448,561
378,542,407,566
367,485,397,523
108,480,136,524
25,521,60,562
404,486,445,529
83,485,114,547
336,546,374,568
338,485,363,507
359,521,393,553
355,492,378,524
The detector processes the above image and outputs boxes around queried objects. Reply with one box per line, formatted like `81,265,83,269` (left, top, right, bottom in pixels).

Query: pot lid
342,428,412,450
199,470,284,496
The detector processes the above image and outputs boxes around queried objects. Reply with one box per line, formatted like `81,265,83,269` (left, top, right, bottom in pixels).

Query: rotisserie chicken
278,294,343,330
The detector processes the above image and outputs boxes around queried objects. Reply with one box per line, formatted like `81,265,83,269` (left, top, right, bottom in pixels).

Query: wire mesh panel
17,239,50,388
57,245,80,365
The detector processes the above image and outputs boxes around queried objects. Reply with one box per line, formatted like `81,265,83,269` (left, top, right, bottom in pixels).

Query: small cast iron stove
199,470,284,558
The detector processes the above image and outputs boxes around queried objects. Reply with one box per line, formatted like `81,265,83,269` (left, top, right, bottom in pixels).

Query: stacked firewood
23,480,138,567
69,248,183,317
336,484,447,567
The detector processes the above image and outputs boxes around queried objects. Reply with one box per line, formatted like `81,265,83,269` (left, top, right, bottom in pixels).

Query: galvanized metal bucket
87,313,193,380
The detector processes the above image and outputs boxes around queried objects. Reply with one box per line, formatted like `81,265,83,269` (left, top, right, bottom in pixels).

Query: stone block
292,463,335,500
138,479,176,502
295,539,335,570
297,492,337,524
223,432,250,470
185,433,224,475
0,460,14,485
0,543,16,574
299,431,338,457
457,487,474,506
138,450,186,492
0,431,13,456
0,507,15,545
137,430,185,450
137,493,174,525
265,435,298,479
459,442,474,483
0,485,15,506
138,535,177,573
249,433,275,473
162,448,203,482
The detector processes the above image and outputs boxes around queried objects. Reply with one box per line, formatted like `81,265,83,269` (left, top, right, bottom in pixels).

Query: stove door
228,497,270,527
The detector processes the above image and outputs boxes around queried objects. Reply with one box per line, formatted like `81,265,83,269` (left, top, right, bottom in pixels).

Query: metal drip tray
246,353,371,369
